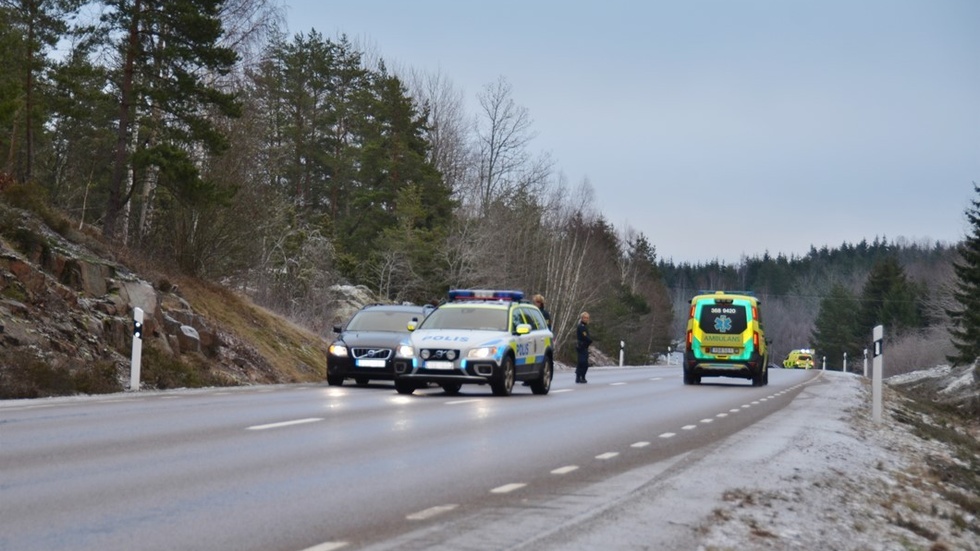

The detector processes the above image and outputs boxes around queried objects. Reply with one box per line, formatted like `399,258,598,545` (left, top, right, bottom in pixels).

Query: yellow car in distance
783,349,816,369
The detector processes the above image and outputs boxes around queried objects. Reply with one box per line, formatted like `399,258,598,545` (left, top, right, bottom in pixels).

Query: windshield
697,303,748,334
346,310,421,332
420,307,509,331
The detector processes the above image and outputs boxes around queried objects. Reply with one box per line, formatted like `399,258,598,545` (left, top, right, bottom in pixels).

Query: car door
511,306,537,377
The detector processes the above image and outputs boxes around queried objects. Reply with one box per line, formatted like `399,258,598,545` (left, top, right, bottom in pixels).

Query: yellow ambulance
683,290,769,386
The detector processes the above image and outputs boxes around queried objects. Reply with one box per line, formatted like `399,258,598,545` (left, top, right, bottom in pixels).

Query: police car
392,290,554,396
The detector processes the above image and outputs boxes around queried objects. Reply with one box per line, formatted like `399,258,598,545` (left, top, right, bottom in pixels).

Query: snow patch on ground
696,371,977,551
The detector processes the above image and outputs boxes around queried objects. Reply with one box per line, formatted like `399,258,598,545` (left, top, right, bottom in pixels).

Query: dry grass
172,276,326,382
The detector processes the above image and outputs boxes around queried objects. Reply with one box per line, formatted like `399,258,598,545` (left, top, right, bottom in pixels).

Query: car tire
491,355,515,396
355,376,370,386
441,383,462,395
327,374,345,386
394,379,416,395
752,368,764,386
529,355,553,395
683,368,700,385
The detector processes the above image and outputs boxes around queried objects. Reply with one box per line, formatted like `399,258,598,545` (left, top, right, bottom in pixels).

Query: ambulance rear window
697,303,748,334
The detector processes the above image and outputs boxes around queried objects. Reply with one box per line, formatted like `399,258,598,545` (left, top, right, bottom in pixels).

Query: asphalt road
0,366,819,551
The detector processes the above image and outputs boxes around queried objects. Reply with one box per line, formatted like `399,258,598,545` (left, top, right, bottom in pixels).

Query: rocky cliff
0,202,325,398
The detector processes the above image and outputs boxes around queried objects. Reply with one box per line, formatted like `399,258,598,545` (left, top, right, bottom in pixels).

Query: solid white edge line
247,418,323,430
445,399,482,405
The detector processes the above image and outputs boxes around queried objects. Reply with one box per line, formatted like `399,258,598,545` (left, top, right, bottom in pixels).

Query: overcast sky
284,0,980,264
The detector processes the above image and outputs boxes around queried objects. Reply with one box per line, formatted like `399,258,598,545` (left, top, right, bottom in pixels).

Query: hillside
0,199,327,399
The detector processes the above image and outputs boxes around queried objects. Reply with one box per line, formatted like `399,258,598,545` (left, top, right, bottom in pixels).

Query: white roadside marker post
863,348,868,378
130,307,144,391
872,325,884,423
619,340,625,367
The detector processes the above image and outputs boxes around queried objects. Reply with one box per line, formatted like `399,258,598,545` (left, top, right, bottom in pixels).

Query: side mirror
333,325,342,334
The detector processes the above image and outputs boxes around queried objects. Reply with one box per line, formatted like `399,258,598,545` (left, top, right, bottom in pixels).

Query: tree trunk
104,0,142,240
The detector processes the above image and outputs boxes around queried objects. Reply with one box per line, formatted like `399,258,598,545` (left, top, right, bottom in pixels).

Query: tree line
2,1,976,371
0,1,672,363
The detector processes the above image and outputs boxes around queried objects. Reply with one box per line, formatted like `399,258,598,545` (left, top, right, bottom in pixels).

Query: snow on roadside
695,371,977,551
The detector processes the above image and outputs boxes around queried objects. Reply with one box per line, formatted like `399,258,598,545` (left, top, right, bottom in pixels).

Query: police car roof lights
448,289,524,302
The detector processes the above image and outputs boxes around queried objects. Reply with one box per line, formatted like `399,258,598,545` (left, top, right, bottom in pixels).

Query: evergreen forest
1,1,976,371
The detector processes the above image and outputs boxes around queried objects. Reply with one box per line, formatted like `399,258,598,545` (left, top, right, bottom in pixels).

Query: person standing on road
575,311,592,383
533,294,551,330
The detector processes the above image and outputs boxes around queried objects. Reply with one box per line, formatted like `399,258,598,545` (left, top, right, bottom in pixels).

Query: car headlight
467,346,497,360
396,344,414,358
328,344,348,357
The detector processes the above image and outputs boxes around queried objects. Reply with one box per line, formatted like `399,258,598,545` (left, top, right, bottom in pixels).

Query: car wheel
491,356,515,396
683,368,700,385
355,376,370,386
327,374,345,386
752,369,764,386
441,383,462,395
763,367,769,385
394,379,416,395
529,355,553,395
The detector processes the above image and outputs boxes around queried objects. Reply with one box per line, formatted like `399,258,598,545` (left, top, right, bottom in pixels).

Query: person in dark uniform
533,294,551,330
575,311,592,383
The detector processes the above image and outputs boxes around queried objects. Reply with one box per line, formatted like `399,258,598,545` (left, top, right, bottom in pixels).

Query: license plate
711,347,736,355
355,359,386,368
424,361,454,370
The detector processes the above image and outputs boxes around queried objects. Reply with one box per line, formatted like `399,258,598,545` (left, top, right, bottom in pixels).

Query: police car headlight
397,344,415,358
328,344,348,357
467,347,496,360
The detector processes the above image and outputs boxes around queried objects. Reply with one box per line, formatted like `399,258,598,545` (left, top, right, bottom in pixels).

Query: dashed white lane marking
491,483,526,494
729,408,740,413
631,441,651,448
699,418,714,424
717,413,728,418
650,377,663,381
596,452,619,460
552,465,579,474
659,432,676,438
298,542,347,551
247,418,323,430
751,400,760,405
681,425,697,431
610,382,627,386
407,504,458,520
446,399,481,405
741,404,752,408
552,389,574,394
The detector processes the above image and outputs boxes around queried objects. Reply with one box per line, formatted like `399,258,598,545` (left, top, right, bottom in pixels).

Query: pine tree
947,182,980,366
100,0,240,242
812,283,861,370
857,256,923,338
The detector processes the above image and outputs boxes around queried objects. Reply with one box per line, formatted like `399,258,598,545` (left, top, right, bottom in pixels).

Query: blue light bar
448,289,524,302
